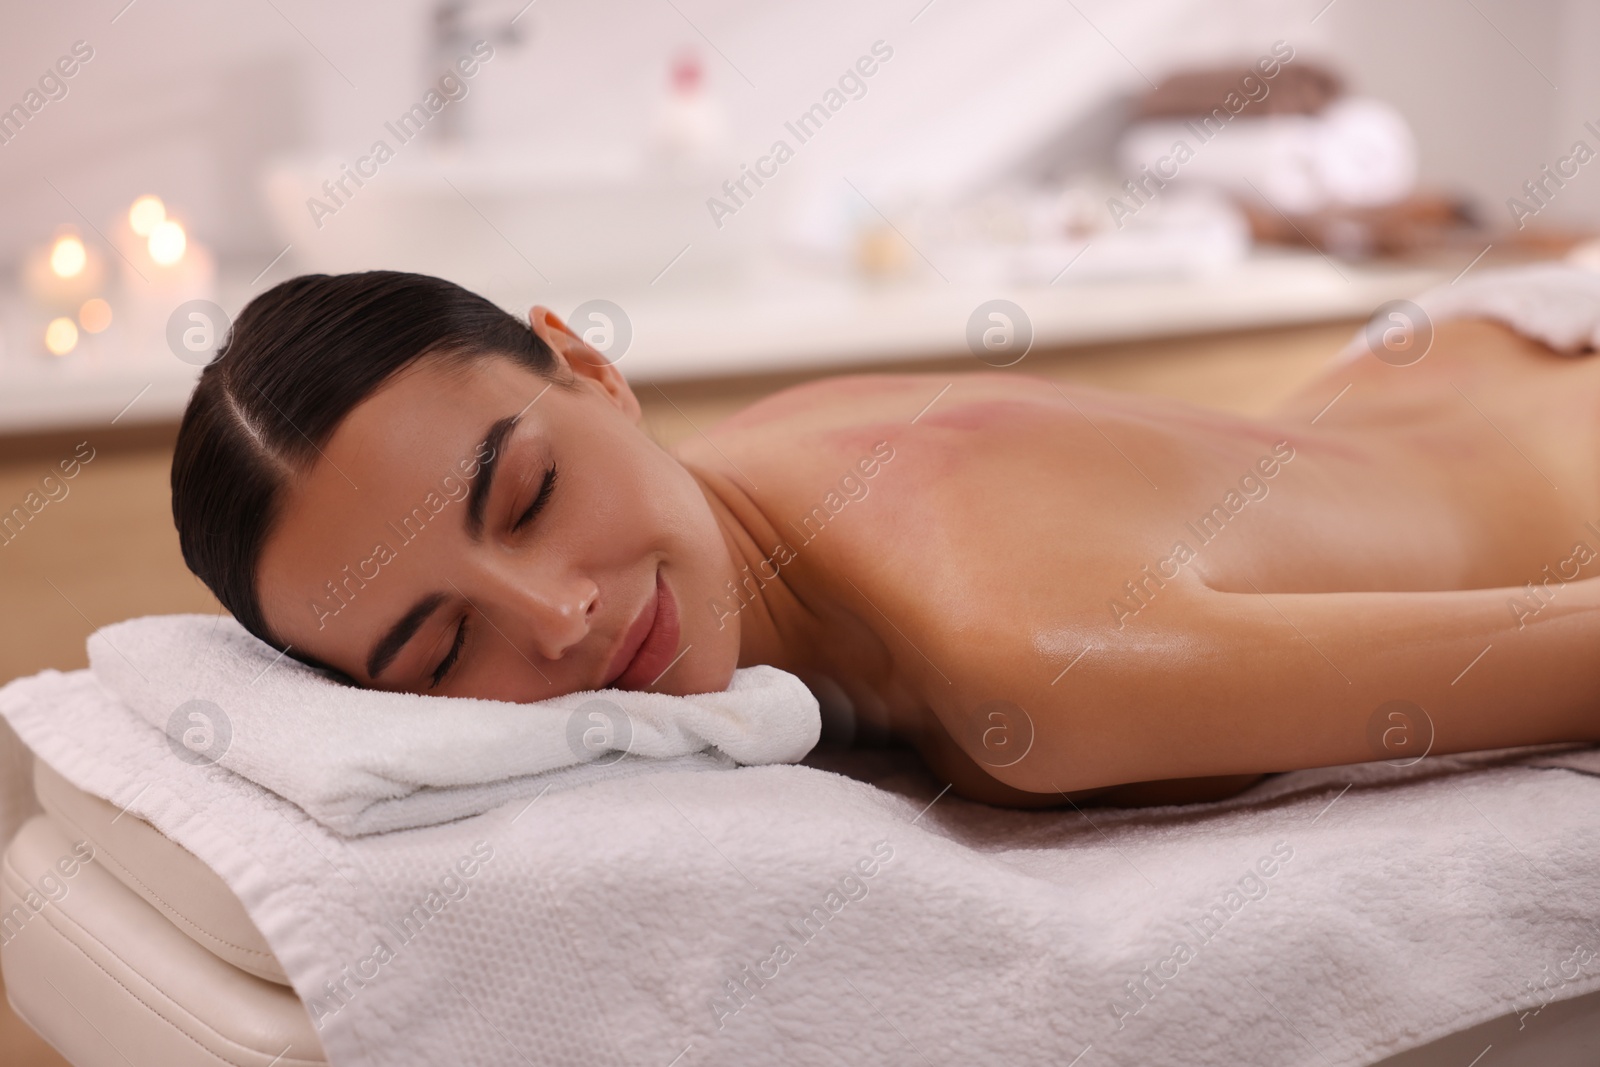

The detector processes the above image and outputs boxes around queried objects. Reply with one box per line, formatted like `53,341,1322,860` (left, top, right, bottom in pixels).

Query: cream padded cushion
1,815,324,1066
32,759,287,985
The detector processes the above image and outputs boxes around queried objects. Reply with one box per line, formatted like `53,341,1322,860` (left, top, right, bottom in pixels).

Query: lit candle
129,194,165,236
51,235,86,277
112,199,216,302
148,219,187,266
44,316,79,356
110,197,218,359
21,230,105,308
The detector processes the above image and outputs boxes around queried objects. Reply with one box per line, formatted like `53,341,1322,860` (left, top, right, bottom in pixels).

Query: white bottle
651,50,727,170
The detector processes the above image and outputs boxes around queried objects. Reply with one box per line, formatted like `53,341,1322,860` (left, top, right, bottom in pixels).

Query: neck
682,459,821,679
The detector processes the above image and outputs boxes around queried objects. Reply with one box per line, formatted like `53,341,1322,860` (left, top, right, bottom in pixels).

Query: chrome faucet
428,0,526,147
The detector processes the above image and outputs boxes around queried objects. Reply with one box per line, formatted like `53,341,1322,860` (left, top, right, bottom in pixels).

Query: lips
603,569,681,691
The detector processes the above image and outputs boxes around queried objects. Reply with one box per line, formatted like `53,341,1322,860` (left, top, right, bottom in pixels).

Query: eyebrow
465,414,520,540
366,591,447,680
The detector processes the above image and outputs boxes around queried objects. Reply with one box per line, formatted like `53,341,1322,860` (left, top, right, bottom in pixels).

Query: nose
474,557,600,663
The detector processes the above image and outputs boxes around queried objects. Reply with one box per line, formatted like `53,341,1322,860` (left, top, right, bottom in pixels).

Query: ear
527,306,641,422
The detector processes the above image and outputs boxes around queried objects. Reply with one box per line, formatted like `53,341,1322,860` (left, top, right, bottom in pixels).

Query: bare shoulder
676,371,1088,539
667,374,921,485
708,373,944,438
680,371,1061,464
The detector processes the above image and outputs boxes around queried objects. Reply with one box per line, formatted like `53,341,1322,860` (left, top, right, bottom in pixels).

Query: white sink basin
262,151,770,304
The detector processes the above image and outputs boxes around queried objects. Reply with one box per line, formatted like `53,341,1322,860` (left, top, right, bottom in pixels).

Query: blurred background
2,0,1599,1058
4,0,1599,419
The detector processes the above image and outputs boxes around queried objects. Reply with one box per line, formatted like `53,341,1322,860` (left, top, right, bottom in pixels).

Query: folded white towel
87,614,820,835
1335,263,1600,365
0,716,40,852
1412,262,1600,353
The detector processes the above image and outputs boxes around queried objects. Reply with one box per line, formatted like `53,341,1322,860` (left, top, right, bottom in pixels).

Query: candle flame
45,317,79,356
50,235,87,279
148,219,186,266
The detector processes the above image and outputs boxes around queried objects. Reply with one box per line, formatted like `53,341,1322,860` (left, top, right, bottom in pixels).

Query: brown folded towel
1135,63,1344,120
1239,190,1478,258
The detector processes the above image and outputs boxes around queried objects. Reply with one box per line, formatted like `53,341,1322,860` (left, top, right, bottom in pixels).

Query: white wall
1325,0,1600,229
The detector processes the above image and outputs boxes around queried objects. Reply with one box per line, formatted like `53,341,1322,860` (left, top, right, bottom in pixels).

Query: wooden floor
0,318,1355,1064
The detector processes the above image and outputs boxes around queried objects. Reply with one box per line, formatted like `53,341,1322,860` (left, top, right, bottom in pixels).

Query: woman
172,270,1600,808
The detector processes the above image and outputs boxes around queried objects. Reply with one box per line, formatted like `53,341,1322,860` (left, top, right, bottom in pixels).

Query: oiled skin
676,320,1600,805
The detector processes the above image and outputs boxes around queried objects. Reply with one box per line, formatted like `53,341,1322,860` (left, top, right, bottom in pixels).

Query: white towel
3,666,1599,1067
1118,97,1419,214
1335,263,1600,365
0,715,40,852
86,614,820,835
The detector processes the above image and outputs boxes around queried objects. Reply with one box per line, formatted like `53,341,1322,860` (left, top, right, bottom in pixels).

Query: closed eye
513,462,558,533
425,462,554,689
429,615,469,689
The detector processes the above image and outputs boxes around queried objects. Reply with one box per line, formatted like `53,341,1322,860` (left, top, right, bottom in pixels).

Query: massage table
2,760,324,1065
5,750,1600,1067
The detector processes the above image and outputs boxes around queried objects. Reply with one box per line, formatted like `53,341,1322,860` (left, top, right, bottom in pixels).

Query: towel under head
88,614,821,835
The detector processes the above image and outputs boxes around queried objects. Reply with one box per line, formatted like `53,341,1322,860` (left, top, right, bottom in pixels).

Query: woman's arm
915,703,1269,807
957,577,1600,795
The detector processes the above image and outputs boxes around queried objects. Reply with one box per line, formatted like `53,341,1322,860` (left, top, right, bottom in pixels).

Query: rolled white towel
1117,97,1418,214
87,614,821,835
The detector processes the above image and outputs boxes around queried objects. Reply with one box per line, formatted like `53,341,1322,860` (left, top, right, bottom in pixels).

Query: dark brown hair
171,271,574,658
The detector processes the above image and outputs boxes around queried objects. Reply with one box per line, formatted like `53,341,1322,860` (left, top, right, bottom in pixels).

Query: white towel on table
1118,98,1419,214
1336,263,1600,364
3,665,1599,1067
86,614,820,835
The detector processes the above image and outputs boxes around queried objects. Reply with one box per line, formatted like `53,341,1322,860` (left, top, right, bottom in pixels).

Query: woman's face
256,308,741,702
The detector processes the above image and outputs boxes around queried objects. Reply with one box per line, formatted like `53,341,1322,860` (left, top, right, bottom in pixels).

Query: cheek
581,438,694,559
652,464,730,589
631,455,742,691
569,419,741,691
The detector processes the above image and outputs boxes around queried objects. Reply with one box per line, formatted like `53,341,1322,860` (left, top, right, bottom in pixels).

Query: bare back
674,320,1600,803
